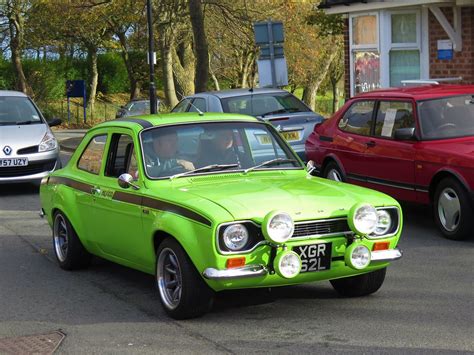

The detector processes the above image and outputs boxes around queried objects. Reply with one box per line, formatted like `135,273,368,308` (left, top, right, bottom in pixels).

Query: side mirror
306,160,317,175
47,118,62,127
118,173,140,190
394,127,416,140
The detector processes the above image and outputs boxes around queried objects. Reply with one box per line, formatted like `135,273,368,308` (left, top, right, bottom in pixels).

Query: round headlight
222,224,249,251
374,210,392,236
262,211,294,244
345,243,371,270
349,204,377,235
274,250,301,279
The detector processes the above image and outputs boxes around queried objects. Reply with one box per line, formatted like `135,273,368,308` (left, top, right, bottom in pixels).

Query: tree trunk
302,49,338,111
160,37,179,108
117,31,141,101
188,0,208,93
8,9,30,95
332,79,338,113
87,45,98,113
172,41,195,97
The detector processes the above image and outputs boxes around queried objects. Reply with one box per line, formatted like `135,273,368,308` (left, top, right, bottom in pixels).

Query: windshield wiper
243,158,298,174
169,164,239,180
15,121,39,125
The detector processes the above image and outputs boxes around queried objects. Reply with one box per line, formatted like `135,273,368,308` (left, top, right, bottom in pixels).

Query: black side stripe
48,176,212,227
319,135,333,142
115,118,154,129
48,176,92,194
346,173,429,192
142,196,212,227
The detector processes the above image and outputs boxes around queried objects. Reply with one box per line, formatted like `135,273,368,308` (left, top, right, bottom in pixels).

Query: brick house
319,0,474,97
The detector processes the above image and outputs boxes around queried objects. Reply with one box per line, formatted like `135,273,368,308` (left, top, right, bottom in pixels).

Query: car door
333,99,376,185
74,132,109,247
89,129,147,268
363,99,417,202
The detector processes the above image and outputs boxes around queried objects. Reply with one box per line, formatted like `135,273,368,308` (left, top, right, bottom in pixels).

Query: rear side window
171,100,190,113
189,98,207,112
338,100,375,136
374,101,415,138
77,135,107,175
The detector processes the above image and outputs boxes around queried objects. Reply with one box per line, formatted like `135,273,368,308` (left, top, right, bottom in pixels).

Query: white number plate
0,158,29,167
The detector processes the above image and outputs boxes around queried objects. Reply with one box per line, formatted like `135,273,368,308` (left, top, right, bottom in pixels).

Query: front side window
221,93,309,117
0,96,42,125
189,98,207,113
77,135,107,175
338,100,375,136
418,95,474,139
374,101,415,138
140,122,300,179
105,134,137,178
171,100,190,113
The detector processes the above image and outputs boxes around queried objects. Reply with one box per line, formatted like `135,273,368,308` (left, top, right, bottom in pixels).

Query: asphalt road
0,152,473,354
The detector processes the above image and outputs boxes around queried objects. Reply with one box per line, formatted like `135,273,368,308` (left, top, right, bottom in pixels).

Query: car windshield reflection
140,122,302,179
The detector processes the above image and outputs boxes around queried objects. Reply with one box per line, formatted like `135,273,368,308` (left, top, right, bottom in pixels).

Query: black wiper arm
169,164,239,180
15,121,35,125
243,158,298,174
259,109,289,117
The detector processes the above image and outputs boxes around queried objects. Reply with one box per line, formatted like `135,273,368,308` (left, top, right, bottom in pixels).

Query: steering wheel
437,123,457,130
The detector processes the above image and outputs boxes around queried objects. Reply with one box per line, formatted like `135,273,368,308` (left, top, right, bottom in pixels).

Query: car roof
93,112,260,131
0,90,27,97
190,88,289,99
354,84,474,101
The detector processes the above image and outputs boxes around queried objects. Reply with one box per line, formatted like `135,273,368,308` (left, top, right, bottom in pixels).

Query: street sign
66,80,87,124
253,21,288,88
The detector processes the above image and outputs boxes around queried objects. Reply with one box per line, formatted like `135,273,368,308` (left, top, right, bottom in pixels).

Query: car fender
322,153,347,177
429,167,472,200
148,209,217,275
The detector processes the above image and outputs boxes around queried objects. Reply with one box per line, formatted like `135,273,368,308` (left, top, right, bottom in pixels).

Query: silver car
0,90,61,184
171,88,324,161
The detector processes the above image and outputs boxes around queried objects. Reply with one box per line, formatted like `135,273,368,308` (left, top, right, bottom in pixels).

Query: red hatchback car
306,84,474,241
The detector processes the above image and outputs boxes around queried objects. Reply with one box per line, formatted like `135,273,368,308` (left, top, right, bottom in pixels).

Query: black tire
156,238,214,319
52,211,91,270
330,268,386,297
433,177,473,241
322,161,345,182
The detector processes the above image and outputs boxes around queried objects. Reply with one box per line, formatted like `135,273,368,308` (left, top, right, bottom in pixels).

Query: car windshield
0,96,42,125
418,94,474,139
220,92,310,117
140,121,301,179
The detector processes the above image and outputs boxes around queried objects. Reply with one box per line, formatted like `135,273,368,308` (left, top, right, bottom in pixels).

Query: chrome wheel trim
327,168,342,182
53,214,68,262
437,187,461,232
157,247,182,310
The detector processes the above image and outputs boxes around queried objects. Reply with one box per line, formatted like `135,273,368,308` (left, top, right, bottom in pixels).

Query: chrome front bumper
203,248,403,281
203,265,267,280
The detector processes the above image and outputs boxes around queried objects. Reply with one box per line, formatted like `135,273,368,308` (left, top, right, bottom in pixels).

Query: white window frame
349,12,380,96
349,8,430,96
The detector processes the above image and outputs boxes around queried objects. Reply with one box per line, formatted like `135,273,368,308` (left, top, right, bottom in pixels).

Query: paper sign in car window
381,108,397,137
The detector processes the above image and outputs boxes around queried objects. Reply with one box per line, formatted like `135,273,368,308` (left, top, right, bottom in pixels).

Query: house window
349,10,426,95
351,14,380,95
389,12,421,87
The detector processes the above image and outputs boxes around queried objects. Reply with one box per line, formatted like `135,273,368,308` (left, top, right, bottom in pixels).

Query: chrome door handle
91,187,101,195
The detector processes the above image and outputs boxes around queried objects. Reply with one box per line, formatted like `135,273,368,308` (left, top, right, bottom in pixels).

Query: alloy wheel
157,248,183,310
327,168,342,182
437,187,461,232
53,214,68,262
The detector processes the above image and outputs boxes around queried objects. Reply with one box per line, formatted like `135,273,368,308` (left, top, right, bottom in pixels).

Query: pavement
53,129,87,153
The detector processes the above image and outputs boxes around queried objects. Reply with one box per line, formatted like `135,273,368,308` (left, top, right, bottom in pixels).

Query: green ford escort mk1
40,113,403,319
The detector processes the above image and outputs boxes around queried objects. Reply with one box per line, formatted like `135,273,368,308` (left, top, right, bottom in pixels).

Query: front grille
0,159,56,177
17,145,39,155
292,218,351,238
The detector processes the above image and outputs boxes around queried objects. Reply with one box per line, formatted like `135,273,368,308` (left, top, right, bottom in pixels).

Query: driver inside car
145,130,195,177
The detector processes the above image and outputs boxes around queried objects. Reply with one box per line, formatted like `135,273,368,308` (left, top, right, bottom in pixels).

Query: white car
0,90,61,184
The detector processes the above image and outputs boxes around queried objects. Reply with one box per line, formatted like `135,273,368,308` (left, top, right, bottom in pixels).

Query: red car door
333,99,377,186
363,99,417,202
